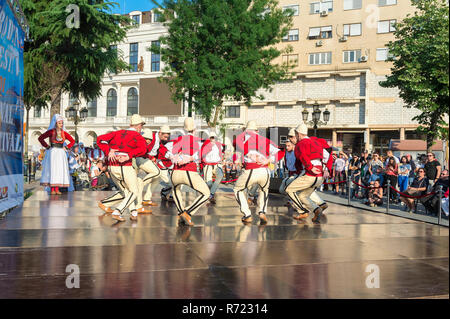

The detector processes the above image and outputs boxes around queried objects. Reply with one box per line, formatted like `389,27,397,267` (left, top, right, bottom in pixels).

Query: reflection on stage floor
0,190,448,298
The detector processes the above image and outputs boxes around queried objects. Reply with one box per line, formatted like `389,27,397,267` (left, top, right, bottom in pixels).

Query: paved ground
0,188,448,298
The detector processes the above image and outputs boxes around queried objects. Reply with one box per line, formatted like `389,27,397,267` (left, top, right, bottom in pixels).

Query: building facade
27,10,207,153
221,0,424,154
28,1,432,155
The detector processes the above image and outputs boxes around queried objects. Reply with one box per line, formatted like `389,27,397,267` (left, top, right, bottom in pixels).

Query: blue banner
0,0,24,212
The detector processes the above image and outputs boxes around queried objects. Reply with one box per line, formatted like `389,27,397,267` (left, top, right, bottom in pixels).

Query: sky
110,0,157,14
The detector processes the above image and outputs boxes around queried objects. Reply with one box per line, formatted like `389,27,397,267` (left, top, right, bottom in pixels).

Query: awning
389,139,444,151
308,27,321,37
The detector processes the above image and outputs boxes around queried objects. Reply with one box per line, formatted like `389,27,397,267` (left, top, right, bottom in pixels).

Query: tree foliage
21,0,132,116
380,0,449,150
150,0,294,127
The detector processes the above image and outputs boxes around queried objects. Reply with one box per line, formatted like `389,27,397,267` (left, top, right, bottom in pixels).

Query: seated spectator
91,161,110,190
365,180,383,207
421,169,449,216
399,168,429,213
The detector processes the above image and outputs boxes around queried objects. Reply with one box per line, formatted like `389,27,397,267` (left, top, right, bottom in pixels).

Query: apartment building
222,0,422,154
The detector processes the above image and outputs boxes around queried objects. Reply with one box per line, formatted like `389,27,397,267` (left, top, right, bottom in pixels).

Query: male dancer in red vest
201,129,225,204
285,123,326,223
170,118,211,226
280,128,333,215
96,114,147,221
234,120,281,224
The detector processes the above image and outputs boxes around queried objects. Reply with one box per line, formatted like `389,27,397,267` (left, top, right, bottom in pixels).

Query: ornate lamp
301,108,309,122
323,108,330,123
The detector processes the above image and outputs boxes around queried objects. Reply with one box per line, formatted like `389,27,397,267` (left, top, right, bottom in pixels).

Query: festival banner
0,0,25,212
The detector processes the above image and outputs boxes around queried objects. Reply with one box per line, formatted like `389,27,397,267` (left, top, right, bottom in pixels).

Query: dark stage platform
0,190,448,298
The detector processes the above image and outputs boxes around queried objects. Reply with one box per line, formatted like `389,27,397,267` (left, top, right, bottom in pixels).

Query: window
152,12,162,22
309,52,332,65
109,45,118,73
376,48,393,61
151,41,161,72
34,107,41,118
310,1,333,14
127,88,139,116
343,50,362,63
106,89,117,117
343,23,362,36
282,54,299,66
225,106,240,118
87,99,97,117
69,93,77,106
344,0,362,10
377,19,396,33
131,15,140,25
282,29,299,42
308,26,332,39
378,0,397,6
283,5,299,16
129,43,138,72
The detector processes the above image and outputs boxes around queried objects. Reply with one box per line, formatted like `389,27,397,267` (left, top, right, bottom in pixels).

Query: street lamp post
65,100,88,143
302,104,330,136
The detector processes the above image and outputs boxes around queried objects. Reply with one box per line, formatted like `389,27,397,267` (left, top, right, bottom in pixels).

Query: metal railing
336,175,448,227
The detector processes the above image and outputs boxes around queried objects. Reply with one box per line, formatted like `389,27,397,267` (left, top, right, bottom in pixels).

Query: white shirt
148,133,161,157
204,143,222,164
243,133,279,164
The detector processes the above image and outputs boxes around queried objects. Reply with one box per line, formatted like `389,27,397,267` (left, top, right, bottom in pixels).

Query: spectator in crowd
284,141,297,177
418,154,427,169
385,157,399,203
333,151,347,195
91,160,111,190
405,153,417,185
360,150,369,167
424,152,441,187
398,156,411,193
368,153,384,185
384,149,400,166
349,154,361,198
399,168,429,213
365,180,383,207
421,169,449,216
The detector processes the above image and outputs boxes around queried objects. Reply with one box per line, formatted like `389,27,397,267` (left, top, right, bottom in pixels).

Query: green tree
150,0,294,127
380,0,449,151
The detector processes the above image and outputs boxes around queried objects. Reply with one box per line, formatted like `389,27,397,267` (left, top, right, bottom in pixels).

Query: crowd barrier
209,172,447,226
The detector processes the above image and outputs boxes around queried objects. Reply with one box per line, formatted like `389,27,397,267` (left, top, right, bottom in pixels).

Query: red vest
38,129,75,149
172,134,203,172
235,131,279,169
97,129,147,166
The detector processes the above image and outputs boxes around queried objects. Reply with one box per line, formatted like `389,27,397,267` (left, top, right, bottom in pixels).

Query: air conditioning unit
316,40,323,47
320,10,328,16
339,36,348,42
359,55,368,62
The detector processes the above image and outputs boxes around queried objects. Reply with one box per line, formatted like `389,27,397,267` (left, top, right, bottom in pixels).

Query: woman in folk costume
38,114,75,195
